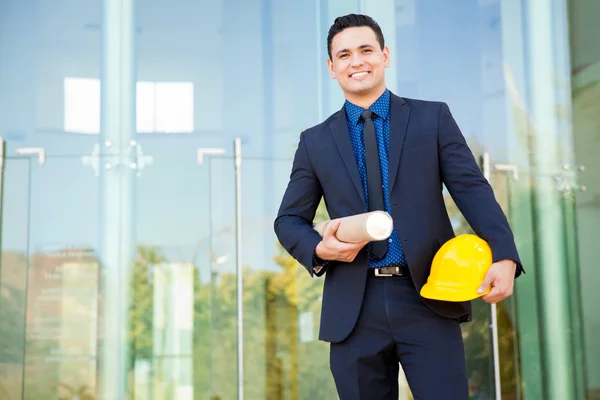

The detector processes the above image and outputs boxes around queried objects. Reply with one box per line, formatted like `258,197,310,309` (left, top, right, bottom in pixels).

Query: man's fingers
477,270,495,294
324,220,341,239
339,240,368,251
481,284,512,304
333,240,368,262
481,286,501,303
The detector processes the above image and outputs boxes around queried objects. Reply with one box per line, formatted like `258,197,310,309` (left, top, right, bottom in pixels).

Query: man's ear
383,46,391,68
327,58,337,79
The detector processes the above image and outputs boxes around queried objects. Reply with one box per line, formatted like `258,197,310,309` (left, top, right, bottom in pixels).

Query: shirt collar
344,88,391,126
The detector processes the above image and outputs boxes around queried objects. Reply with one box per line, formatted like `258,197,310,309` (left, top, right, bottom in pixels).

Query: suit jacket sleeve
274,130,328,277
437,102,524,277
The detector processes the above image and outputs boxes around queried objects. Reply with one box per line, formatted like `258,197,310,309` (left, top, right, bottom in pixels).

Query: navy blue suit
274,92,522,398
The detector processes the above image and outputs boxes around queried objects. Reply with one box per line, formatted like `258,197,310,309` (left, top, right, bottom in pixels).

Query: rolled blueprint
313,211,394,243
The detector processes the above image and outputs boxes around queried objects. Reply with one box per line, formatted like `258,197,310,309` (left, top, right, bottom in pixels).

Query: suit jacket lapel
388,94,410,192
330,109,366,207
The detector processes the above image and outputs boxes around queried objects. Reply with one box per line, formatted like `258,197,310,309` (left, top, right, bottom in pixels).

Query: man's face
327,26,390,100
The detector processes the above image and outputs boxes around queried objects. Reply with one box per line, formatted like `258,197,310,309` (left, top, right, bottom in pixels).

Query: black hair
327,14,385,60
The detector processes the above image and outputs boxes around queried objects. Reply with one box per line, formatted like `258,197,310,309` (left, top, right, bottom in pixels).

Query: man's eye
363,49,372,53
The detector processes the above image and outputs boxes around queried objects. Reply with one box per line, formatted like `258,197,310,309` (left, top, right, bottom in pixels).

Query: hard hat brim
420,282,491,302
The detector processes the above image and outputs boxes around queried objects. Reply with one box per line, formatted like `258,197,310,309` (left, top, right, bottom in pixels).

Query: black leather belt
368,265,410,277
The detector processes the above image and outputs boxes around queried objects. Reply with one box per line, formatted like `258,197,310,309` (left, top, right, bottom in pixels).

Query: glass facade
0,0,598,399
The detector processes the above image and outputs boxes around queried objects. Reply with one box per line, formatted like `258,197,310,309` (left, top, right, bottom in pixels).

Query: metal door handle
494,163,519,181
15,147,46,165
197,148,225,165
480,152,519,181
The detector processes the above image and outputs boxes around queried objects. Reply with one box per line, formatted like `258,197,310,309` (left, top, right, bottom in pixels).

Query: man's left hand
477,260,517,304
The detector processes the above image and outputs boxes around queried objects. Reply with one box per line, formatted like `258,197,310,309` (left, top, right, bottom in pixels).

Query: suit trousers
329,273,468,399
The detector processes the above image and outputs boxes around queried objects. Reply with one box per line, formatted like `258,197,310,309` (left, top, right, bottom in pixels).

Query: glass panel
1,154,104,400
0,157,31,400
205,156,238,400
1,0,103,389
515,1,582,398
128,153,232,400
239,157,340,399
569,0,600,398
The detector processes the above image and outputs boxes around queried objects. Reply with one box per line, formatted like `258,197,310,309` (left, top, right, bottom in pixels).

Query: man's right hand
315,219,369,263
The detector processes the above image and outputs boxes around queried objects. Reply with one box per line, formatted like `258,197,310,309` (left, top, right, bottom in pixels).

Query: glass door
438,152,522,400
0,147,106,400
0,143,230,400
127,149,237,400
237,156,340,400
0,151,32,400
481,152,525,400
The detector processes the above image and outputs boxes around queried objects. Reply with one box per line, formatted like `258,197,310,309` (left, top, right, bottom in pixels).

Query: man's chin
345,82,374,93
344,83,382,97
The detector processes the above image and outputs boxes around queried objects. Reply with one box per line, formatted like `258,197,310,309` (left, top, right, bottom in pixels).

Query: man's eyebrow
335,44,374,57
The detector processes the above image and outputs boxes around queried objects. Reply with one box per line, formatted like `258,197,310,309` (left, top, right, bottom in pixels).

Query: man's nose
350,53,364,67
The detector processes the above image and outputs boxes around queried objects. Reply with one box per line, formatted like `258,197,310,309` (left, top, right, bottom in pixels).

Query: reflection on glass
24,250,99,400
569,0,600,398
0,158,30,400
0,155,103,399
64,78,102,135
240,158,338,399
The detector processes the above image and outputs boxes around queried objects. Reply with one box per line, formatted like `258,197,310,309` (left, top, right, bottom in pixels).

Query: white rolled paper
313,211,394,243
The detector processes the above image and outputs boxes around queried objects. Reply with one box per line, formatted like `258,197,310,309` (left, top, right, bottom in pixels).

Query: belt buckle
374,267,400,277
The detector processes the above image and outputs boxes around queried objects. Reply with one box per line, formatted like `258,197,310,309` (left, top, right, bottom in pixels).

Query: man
274,14,523,399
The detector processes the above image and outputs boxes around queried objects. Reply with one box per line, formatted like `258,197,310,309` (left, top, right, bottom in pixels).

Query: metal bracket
197,148,225,165
556,164,586,193
81,141,153,177
15,147,46,165
562,164,585,172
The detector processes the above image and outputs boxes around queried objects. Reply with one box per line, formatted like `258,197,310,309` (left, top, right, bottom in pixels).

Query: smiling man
274,14,523,399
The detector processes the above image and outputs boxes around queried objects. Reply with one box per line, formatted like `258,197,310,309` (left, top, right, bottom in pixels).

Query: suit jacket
274,93,523,344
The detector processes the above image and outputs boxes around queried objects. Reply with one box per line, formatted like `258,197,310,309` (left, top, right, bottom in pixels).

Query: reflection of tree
128,246,160,399
56,383,95,400
126,200,338,399
0,251,105,400
0,278,26,398
0,283,26,363
126,239,334,399
130,246,162,361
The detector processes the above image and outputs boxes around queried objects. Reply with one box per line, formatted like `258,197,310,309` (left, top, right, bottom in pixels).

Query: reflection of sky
0,0,533,274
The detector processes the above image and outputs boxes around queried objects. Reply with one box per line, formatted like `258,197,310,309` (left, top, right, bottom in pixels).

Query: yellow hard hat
420,234,492,302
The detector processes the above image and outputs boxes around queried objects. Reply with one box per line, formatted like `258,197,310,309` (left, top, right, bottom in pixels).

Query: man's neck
344,86,387,109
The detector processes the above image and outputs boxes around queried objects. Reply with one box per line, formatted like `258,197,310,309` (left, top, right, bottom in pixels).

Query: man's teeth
352,72,368,77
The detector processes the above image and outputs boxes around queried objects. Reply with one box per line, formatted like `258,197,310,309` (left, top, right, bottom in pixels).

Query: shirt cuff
312,253,330,274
